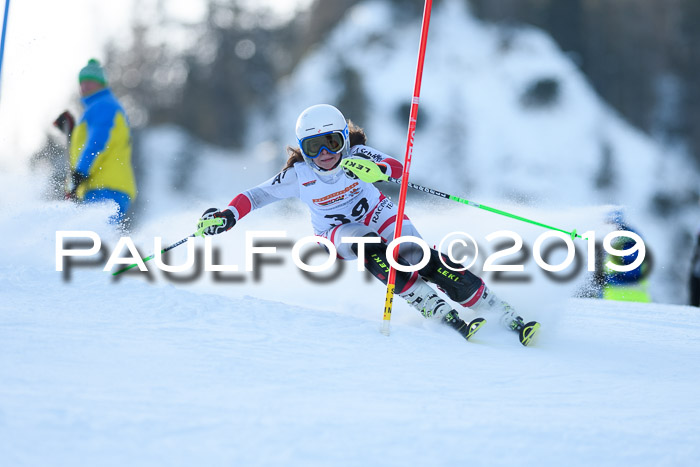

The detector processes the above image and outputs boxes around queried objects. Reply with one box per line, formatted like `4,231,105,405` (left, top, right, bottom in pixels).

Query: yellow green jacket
70,89,137,200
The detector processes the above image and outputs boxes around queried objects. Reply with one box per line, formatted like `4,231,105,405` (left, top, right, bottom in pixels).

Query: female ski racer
198,104,538,345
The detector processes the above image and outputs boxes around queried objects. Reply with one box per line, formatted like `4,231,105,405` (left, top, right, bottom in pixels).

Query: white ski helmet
295,104,350,177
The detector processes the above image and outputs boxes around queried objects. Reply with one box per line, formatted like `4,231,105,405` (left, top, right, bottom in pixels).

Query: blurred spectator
689,227,700,306
599,209,652,303
56,59,137,225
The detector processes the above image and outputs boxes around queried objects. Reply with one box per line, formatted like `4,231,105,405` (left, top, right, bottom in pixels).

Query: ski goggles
300,131,345,158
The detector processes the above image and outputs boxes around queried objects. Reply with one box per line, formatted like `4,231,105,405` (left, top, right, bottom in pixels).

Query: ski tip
466,317,486,340
519,321,540,347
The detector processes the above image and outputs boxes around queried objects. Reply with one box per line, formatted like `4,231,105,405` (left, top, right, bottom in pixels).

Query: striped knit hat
79,59,107,85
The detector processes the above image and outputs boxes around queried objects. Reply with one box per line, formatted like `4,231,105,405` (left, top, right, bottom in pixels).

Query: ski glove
53,111,76,136
71,171,88,187
198,208,236,235
342,157,388,180
67,171,88,200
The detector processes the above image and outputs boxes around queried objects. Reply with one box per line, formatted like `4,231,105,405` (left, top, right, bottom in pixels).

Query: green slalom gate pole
111,218,223,276
342,159,587,241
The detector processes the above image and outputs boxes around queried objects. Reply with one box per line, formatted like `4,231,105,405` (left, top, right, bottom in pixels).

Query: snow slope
1,176,699,466
2,265,699,466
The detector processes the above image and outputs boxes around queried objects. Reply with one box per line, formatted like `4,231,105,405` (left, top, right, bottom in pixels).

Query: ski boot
466,285,540,346
402,281,485,341
500,302,540,347
443,310,486,341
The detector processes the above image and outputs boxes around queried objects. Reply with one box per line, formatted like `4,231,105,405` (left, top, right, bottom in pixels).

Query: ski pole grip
341,159,388,183
195,217,224,237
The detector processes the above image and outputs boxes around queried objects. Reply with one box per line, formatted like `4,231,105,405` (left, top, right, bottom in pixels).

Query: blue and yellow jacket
70,88,137,201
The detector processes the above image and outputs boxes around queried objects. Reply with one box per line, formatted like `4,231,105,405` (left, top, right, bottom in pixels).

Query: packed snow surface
1,187,699,466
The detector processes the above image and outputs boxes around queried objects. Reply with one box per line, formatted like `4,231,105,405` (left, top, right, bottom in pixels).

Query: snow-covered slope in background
275,0,688,207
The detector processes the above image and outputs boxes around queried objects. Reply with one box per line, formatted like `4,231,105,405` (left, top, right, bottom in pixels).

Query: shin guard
353,235,419,295
419,249,483,302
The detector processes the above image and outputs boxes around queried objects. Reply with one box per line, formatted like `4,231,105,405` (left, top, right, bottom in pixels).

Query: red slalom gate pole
380,0,433,336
